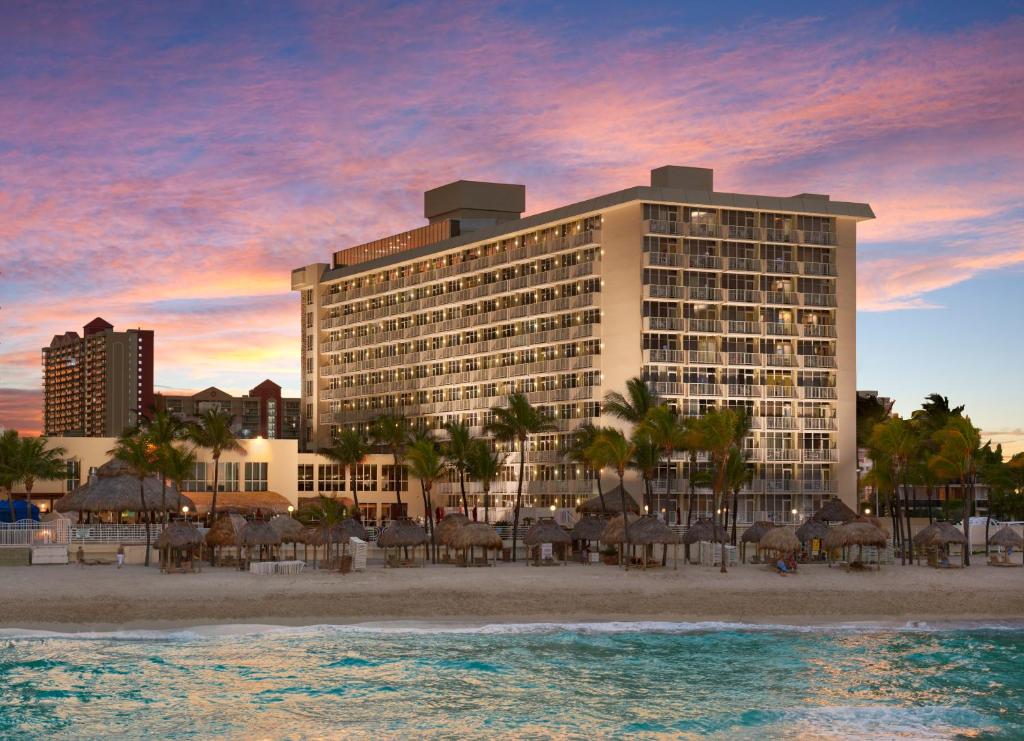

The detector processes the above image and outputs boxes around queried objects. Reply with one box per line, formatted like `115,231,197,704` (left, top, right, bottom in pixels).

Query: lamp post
181,505,189,523
288,505,295,518
791,507,798,524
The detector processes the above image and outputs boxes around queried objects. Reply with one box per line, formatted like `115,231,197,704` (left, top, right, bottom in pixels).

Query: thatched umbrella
524,518,571,565
270,515,304,560
450,522,502,567
811,497,858,523
628,516,681,570
796,520,830,543
204,513,247,566
988,526,1023,566
435,513,470,562
377,518,428,567
54,458,194,515
571,515,607,563
759,527,800,556
156,522,204,573
740,521,775,563
683,518,727,564
914,522,967,568
823,522,888,570
335,517,368,541
576,485,641,515
239,520,281,568
598,512,641,568
855,514,890,537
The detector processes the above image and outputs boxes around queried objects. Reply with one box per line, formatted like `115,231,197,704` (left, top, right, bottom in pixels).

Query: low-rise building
157,380,300,440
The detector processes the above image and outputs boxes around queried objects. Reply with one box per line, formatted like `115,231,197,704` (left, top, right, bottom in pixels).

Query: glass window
317,464,344,493
184,462,209,492
297,464,314,492
354,464,378,492
382,465,408,492
244,462,268,492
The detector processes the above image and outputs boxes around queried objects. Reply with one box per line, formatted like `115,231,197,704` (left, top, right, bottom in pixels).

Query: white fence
70,523,167,544
0,518,71,547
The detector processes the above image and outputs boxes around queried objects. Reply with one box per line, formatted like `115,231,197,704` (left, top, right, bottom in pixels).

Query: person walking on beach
76,546,85,567
116,544,125,569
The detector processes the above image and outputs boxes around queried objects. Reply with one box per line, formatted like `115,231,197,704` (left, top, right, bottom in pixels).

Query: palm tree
466,439,504,524
0,430,19,521
929,415,981,566
159,444,196,515
308,494,349,567
631,430,660,513
566,421,605,512
8,435,67,520
322,428,370,521
143,409,183,523
724,446,753,545
443,420,473,516
694,407,748,573
108,431,158,566
868,417,919,564
638,406,688,523
603,376,661,425
371,415,412,513
486,394,555,562
187,409,245,525
587,427,636,570
405,436,447,562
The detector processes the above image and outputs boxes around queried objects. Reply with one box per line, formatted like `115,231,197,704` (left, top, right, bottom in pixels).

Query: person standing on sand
116,544,125,569
76,546,84,567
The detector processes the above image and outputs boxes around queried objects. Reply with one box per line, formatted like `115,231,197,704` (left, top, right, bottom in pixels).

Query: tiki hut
796,519,830,561
435,513,470,562
759,527,800,557
629,516,681,570
915,521,967,568
270,515,305,559
335,517,368,542
682,518,727,564
988,526,1023,566
823,521,888,570
204,512,247,566
377,518,428,567
54,458,193,517
450,522,502,567
855,514,891,537
811,498,858,523
155,522,204,573
239,520,281,567
740,521,775,563
571,515,608,563
576,485,642,515
524,518,571,565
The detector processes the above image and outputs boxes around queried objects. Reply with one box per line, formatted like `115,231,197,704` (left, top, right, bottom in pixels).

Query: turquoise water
1,622,1022,739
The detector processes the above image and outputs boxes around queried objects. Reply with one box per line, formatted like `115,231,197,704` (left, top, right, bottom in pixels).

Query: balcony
802,293,837,308
687,383,721,397
764,416,798,430
644,316,685,332
803,386,838,400
802,417,837,431
726,320,761,335
765,449,801,462
765,322,798,336
686,318,722,333
645,284,686,300
803,449,837,462
726,289,761,304
727,351,761,366
803,262,836,277
765,259,799,275
764,291,799,305
765,385,797,398
764,354,797,367
643,251,685,268
727,384,760,398
683,286,722,302
725,257,762,272
687,255,722,270
802,324,837,338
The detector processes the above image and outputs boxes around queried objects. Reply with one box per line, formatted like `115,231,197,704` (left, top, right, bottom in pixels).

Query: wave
2,618,1022,642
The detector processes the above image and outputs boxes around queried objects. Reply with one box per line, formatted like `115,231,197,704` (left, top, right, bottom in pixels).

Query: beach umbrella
989,526,1023,549
625,515,680,570
796,520,829,543
811,497,858,523
239,520,281,567
600,512,642,545
682,518,727,545
740,521,775,563
435,513,470,548
823,522,888,570
156,522,204,573
576,485,641,515
450,522,502,566
54,458,193,514
377,518,428,567
524,518,570,566
759,527,800,555
269,515,304,543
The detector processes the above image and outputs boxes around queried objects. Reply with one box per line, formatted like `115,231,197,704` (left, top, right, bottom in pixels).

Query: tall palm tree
8,436,67,520
371,415,412,513
486,394,555,562
160,444,197,515
603,376,661,425
443,420,473,516
143,410,183,523
638,406,688,522
724,446,753,545
108,431,157,566
631,430,660,513
0,430,20,521
322,428,370,521
587,427,637,570
405,436,447,562
466,439,504,524
308,494,349,566
187,409,245,525
868,417,919,564
694,407,748,573
929,415,981,566
566,421,605,512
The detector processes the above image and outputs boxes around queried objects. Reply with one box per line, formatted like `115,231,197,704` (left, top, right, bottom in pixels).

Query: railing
71,523,166,544
0,518,72,547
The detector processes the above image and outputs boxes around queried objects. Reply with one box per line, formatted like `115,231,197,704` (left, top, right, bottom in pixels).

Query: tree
693,407,749,573
143,410,184,523
868,417,920,564
322,428,369,521
638,406,689,523
912,393,965,519
307,494,349,567
603,377,661,425
486,394,555,562
724,446,753,545
405,436,447,562
7,435,67,520
928,416,981,566
443,420,473,516
631,430,660,513
108,431,158,566
466,439,504,524
587,427,636,570
371,415,412,513
187,409,245,526
0,430,19,521
159,444,197,514
565,421,605,512
856,392,893,448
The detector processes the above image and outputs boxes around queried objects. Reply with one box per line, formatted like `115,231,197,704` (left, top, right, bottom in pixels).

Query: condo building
42,318,154,437
293,166,873,522
158,380,301,440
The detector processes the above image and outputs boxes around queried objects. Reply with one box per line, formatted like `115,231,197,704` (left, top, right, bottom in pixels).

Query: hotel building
292,166,874,522
42,318,154,437
158,380,301,440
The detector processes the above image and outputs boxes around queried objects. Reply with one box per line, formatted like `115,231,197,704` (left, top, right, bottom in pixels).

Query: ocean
1,622,1022,739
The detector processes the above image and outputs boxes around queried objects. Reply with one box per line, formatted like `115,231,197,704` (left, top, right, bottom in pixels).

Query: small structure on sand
759,527,800,561
205,513,247,566
377,518,428,567
239,520,281,569
575,486,642,516
811,498,858,524
682,518,728,564
913,521,967,568
269,515,305,559
988,526,1023,566
796,520,830,561
155,522,204,573
621,515,680,570
435,513,470,562
524,518,571,566
450,522,502,567
571,515,607,563
823,522,888,570
740,521,775,563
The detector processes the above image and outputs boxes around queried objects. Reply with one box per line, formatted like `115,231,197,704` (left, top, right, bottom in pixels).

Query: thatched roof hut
576,486,641,515
855,514,890,537
741,521,775,544
450,523,502,550
301,524,324,546
989,526,1023,549
811,498,858,523
912,522,942,547
683,518,727,545
571,515,608,542
759,527,800,554
156,522,204,549
918,522,966,547
239,520,281,547
796,520,830,543
524,519,571,545
823,521,887,551
435,513,470,546
334,518,368,542
377,518,428,547
54,458,193,514
269,515,304,544
630,516,681,545
600,512,642,545
205,513,247,548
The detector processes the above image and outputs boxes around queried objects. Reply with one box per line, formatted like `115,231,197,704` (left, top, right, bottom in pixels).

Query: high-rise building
42,317,154,436
158,379,301,440
293,166,873,522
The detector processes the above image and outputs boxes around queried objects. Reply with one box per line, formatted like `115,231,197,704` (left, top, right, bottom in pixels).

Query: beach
2,560,1022,630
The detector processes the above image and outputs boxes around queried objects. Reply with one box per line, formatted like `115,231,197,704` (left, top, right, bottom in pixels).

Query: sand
1,558,1023,631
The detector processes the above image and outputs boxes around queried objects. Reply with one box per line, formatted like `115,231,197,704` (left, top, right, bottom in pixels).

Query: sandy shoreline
2,559,1023,632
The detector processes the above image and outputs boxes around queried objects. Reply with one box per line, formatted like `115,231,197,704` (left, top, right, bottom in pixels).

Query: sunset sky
1,1,1022,453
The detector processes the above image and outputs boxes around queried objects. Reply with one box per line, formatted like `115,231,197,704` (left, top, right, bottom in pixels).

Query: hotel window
297,464,314,492
184,462,209,492
244,462,268,492
64,459,81,492
354,464,378,491
317,464,344,492
382,465,408,492
218,462,239,491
